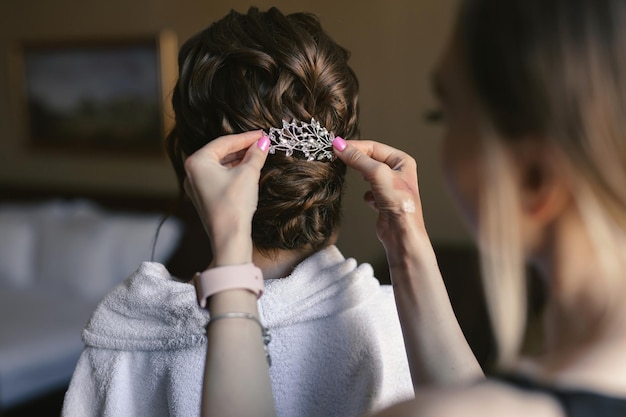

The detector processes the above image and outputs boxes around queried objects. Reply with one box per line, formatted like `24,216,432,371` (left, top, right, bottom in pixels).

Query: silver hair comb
266,118,336,161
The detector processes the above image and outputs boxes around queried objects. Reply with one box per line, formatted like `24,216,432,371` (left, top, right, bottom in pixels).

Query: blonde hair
461,0,626,365
477,128,526,368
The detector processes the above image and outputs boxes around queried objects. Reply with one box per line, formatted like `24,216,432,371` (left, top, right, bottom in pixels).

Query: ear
512,140,571,227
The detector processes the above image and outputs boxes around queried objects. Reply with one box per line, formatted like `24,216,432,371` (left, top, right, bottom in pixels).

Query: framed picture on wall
13,31,177,154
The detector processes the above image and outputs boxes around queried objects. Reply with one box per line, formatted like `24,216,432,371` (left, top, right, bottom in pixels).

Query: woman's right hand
334,138,483,385
184,130,270,266
332,138,427,249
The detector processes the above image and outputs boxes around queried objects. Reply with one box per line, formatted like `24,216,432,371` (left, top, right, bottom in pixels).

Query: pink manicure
332,136,347,152
258,135,270,152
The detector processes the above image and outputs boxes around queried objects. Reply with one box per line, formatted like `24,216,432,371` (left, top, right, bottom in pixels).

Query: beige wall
0,0,470,265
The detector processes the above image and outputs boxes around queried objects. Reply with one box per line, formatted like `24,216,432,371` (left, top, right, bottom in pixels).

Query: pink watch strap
193,263,264,308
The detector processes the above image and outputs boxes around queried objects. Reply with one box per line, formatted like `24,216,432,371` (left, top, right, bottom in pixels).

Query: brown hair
166,7,359,252
458,0,626,364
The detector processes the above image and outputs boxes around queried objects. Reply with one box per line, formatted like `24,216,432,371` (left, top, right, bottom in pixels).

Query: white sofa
0,199,182,409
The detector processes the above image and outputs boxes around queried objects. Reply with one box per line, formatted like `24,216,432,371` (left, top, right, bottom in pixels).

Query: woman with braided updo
61,7,444,417
165,6,359,257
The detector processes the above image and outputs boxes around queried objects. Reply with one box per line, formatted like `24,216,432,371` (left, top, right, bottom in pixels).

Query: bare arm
333,139,483,387
202,287,274,417
385,213,482,386
184,131,276,417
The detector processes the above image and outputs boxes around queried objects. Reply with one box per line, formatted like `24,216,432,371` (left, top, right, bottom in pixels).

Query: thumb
332,137,382,180
240,134,271,171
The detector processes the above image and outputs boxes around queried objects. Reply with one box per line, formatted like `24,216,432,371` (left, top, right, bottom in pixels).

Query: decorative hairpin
265,118,336,161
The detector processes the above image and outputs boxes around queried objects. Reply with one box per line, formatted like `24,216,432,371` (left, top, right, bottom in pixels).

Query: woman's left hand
184,130,270,266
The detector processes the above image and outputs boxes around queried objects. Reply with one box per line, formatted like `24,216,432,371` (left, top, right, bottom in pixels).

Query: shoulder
364,283,400,318
97,261,186,306
371,380,565,417
122,262,187,292
83,261,206,349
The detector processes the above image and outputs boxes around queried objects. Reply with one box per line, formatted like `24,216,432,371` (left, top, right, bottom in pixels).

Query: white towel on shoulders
62,262,208,417
259,245,413,417
62,246,413,417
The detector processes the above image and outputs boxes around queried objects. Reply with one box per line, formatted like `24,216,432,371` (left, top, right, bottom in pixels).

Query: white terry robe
62,245,414,417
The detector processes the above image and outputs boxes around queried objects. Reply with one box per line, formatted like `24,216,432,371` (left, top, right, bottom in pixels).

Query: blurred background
0,0,469,255
0,1,499,416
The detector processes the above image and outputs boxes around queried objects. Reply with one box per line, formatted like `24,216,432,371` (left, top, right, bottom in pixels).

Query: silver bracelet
208,312,272,366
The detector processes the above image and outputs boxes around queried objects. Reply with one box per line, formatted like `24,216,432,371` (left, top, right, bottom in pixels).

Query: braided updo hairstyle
166,7,359,252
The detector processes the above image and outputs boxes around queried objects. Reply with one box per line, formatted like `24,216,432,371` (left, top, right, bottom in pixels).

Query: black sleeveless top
493,373,626,417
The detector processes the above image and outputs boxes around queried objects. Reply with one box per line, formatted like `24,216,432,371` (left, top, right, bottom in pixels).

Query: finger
183,178,197,204
183,177,191,197
221,149,248,167
196,130,265,161
347,140,411,171
239,134,271,171
364,191,379,212
332,138,385,178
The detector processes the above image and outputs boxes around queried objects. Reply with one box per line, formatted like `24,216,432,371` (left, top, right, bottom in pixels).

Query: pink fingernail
332,136,347,152
258,135,270,152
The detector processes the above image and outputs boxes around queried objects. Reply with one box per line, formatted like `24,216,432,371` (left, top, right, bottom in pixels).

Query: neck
532,207,626,369
253,246,317,280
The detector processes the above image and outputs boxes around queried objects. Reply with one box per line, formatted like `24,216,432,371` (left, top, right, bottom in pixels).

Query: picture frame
12,31,178,155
